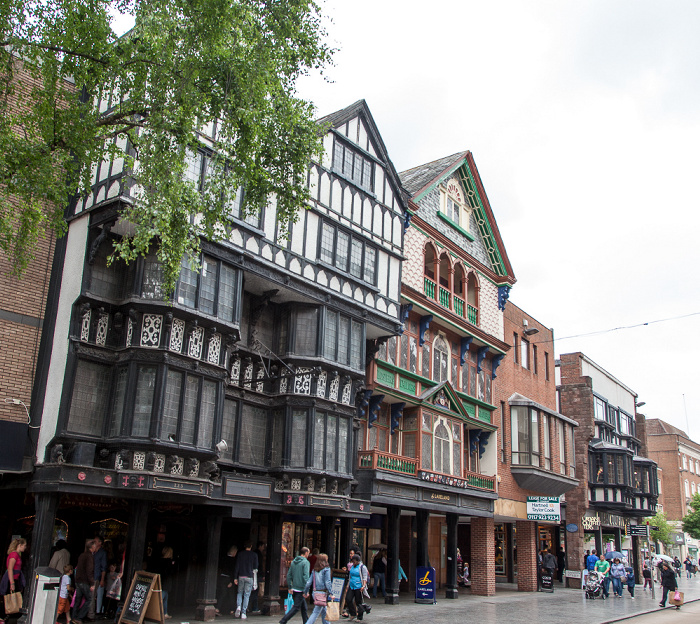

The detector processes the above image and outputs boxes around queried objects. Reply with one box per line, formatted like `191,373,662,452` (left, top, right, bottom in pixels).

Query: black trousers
280,591,308,624
345,588,364,621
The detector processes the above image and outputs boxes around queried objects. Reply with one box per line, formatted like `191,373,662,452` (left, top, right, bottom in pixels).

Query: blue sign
566,523,579,533
415,566,436,604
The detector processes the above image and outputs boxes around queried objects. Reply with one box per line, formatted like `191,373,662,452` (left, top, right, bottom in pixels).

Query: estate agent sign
526,496,561,521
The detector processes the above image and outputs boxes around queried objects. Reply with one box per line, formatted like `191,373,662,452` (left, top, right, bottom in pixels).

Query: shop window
67,360,112,436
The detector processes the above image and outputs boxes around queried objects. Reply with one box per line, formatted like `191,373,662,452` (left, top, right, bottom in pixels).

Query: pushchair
585,570,604,599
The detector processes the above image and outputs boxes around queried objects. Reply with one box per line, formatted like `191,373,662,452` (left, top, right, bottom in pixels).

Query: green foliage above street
650,510,673,547
0,0,332,289
682,493,700,540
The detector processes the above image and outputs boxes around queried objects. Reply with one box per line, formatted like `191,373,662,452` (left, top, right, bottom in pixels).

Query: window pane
142,253,165,300
338,417,349,473
350,320,363,370
162,370,183,441
336,231,349,271
177,257,198,308
338,315,350,365
320,223,334,264
422,432,432,470
314,412,325,469
198,380,217,447
269,410,284,467
324,310,338,360
67,360,111,436
327,416,337,471
181,375,199,444
364,247,376,284
199,256,217,316
132,366,157,437
220,398,237,462
350,239,363,278
108,367,128,437
219,264,237,322
295,308,318,356
290,410,307,467
239,405,267,465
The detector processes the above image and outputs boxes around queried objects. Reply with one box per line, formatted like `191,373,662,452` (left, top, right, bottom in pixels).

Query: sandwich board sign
118,571,164,624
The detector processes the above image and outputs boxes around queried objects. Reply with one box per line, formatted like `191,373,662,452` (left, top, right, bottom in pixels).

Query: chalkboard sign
540,571,554,592
118,571,164,624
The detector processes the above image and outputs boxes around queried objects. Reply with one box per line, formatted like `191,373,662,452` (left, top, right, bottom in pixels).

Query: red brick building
557,352,658,587
493,303,578,590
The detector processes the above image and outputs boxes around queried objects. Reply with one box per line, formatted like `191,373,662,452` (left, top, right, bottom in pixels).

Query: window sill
437,212,475,241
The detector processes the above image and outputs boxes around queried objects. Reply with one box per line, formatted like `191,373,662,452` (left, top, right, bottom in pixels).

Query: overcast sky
113,1,700,440
293,0,700,442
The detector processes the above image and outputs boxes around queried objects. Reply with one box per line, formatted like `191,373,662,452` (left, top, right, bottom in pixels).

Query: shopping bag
284,594,294,613
670,590,684,606
4,591,23,614
326,601,340,621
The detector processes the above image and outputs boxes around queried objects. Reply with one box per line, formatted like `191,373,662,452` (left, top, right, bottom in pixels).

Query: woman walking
609,558,625,598
303,554,335,624
659,562,679,610
344,555,368,621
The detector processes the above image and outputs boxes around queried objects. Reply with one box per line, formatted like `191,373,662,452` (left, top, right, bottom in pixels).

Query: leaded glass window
67,360,111,436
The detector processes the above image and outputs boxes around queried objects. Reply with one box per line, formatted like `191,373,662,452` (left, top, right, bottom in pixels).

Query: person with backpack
344,554,368,622
279,547,310,624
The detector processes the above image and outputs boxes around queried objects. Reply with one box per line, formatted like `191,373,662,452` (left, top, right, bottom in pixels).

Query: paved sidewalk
168,575,700,624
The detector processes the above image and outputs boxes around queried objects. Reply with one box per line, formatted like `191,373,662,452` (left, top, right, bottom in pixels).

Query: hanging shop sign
526,496,560,522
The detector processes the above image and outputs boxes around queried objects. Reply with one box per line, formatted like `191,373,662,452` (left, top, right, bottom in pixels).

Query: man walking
595,553,611,599
72,539,97,624
279,547,310,624
234,541,259,619
89,535,107,620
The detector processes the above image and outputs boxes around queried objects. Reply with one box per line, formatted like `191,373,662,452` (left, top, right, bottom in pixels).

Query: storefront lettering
581,512,628,530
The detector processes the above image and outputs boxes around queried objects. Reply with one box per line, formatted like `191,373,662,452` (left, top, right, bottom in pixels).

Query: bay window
511,406,540,467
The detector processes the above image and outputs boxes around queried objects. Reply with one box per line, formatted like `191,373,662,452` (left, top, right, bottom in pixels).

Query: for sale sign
526,496,561,521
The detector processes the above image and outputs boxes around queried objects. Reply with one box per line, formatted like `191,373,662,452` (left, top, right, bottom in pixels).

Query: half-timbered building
17,99,407,618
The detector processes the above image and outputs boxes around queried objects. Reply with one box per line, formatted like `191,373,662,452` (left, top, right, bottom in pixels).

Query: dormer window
440,181,472,233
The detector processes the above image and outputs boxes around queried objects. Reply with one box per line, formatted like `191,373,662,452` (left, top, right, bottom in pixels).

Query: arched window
466,272,479,325
423,244,437,300
433,418,452,474
685,479,691,498
438,252,451,308
433,335,450,383
453,263,466,317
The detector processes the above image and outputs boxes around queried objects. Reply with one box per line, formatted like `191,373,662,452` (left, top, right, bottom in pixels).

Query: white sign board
526,496,561,521
565,570,582,578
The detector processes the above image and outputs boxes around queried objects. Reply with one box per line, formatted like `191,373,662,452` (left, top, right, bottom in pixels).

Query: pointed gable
418,381,497,430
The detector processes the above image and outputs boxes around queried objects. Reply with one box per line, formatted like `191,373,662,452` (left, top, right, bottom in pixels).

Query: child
104,562,123,617
56,564,73,624
624,565,635,599
643,563,652,590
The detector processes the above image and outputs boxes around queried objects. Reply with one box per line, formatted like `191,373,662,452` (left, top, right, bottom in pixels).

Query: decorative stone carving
170,318,185,352
153,454,166,473
317,478,326,493
316,371,327,398
140,314,163,348
294,367,312,395
125,318,133,347
279,376,288,394
96,313,109,346
207,333,221,365
132,451,146,471
329,374,339,402
341,379,352,405
186,458,200,477
188,326,204,358
291,478,301,491
304,476,314,492
244,359,254,385
256,366,265,392
167,455,184,475
80,308,92,342
230,356,241,385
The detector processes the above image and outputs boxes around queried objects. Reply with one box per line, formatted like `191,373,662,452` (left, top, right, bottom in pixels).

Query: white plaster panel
377,251,389,298
91,163,98,185
275,249,286,266
322,135,334,169
289,258,302,275
84,195,94,210
331,179,342,214
388,256,400,301
385,182,394,213
112,157,124,175
347,117,358,144
290,216,305,256
264,195,277,237
383,210,392,244
393,214,403,246
320,172,331,207
116,134,128,152
359,122,368,152
353,286,363,303
305,212,319,261
230,229,243,247
388,303,398,318
402,227,426,293
262,243,273,261
342,282,352,297
95,186,105,205
343,185,352,220
377,298,387,313
303,265,315,280
375,167,385,205
107,181,120,199
317,270,328,287
37,216,90,464
245,237,260,254
372,202,383,239
308,166,319,201
362,197,372,230
329,276,340,292
366,293,374,308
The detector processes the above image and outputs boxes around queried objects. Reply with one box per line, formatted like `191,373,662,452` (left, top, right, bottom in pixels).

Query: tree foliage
649,510,673,547
682,493,700,540
0,0,332,288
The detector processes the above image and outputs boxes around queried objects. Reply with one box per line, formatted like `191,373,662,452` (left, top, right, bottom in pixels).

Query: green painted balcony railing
424,277,436,299
464,470,496,490
467,304,478,324
454,296,464,317
357,451,418,475
439,287,451,308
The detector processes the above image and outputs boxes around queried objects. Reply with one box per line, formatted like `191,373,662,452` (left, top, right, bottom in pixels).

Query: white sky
113,1,700,441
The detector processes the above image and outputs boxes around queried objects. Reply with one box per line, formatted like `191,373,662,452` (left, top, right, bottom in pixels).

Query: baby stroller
585,571,603,599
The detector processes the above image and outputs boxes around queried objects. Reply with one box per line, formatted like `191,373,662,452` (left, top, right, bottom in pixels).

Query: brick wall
516,520,538,591
471,517,495,595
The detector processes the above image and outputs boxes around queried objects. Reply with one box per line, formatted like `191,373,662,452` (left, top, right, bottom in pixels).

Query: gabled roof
316,99,408,212
646,418,690,440
399,151,515,281
417,381,496,430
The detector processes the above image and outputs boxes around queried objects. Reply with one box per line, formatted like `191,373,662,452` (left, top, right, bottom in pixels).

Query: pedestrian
594,553,611,599
542,549,556,581
308,549,319,573
684,555,693,580
344,554,368,622
88,535,107,620
673,556,681,577
624,564,635,599
49,540,71,574
153,546,175,620
341,548,360,618
234,541,259,619
56,564,74,624
609,558,625,597
371,550,386,599
643,562,652,591
557,549,566,583
279,547,310,624
4,538,27,600
659,562,679,609
72,539,97,624
217,545,238,616
249,542,265,614
303,554,334,624
103,562,123,619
